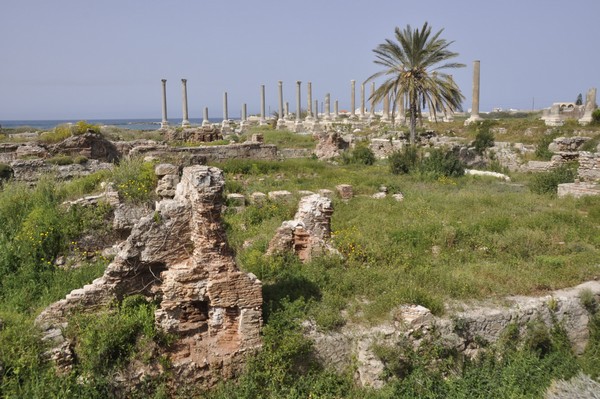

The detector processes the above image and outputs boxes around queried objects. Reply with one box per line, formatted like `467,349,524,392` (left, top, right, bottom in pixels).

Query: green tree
576,93,583,106
366,22,465,144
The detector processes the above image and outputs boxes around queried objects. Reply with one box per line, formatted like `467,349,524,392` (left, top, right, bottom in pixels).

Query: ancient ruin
267,194,336,262
36,166,263,388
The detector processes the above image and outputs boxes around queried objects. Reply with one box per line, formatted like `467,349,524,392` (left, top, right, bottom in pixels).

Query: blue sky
1,0,598,120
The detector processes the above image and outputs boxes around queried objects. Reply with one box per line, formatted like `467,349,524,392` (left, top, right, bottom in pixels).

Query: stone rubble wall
305,280,600,389
35,166,262,389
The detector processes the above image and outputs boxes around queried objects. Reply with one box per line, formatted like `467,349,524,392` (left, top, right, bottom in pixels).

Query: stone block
268,190,293,201
226,193,246,207
249,192,267,204
318,189,334,199
155,163,179,177
336,184,353,200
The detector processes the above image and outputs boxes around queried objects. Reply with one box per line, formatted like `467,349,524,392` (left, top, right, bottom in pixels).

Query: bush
535,132,560,161
47,155,74,165
111,157,157,203
0,163,13,181
389,145,419,174
471,122,495,155
419,148,465,178
592,109,600,125
341,144,376,165
528,164,577,195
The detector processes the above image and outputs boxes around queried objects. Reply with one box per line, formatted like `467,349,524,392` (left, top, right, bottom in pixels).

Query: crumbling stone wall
36,166,262,388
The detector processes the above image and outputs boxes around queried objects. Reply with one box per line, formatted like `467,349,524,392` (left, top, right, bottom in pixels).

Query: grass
217,158,600,325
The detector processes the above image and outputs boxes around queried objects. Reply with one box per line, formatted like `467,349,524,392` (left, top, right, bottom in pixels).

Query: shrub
529,164,577,195
73,155,88,164
111,157,157,203
0,163,13,181
471,122,495,155
389,145,419,174
47,155,74,165
592,109,600,124
74,120,100,135
535,132,560,161
419,148,465,178
341,144,376,165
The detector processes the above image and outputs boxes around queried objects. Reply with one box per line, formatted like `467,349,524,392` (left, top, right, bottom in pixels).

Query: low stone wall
578,151,600,182
558,182,600,198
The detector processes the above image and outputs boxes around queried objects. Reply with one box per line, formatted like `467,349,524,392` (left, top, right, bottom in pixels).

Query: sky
1,0,599,121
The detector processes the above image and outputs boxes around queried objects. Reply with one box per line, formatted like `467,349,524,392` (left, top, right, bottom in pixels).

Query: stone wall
578,151,600,182
36,166,262,390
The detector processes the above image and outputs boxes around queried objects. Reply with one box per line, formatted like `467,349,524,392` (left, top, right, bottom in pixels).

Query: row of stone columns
160,73,481,128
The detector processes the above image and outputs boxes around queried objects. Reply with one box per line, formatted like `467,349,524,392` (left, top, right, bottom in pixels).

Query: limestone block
268,190,293,201
226,193,246,207
249,192,267,204
336,184,353,200
372,192,386,199
155,163,179,177
318,189,334,199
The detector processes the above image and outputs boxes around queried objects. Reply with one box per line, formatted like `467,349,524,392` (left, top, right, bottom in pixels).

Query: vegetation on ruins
0,122,599,397
366,22,465,144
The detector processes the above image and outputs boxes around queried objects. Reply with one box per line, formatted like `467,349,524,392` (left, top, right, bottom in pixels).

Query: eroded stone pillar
161,79,169,128
334,100,339,120
360,83,366,120
465,60,483,125
222,91,231,132
382,94,390,121
397,94,406,125
369,82,375,121
295,81,303,131
202,107,210,127
181,79,191,127
306,82,313,120
324,93,331,120
350,80,357,119
260,84,267,125
277,81,286,129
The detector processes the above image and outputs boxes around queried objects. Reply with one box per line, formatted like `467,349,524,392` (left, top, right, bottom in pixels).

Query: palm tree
366,22,465,144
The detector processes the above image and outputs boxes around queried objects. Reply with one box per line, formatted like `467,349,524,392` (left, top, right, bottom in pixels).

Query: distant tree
576,93,583,106
366,22,465,144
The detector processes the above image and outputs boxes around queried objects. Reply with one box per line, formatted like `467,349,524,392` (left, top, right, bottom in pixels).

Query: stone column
350,80,357,119
277,80,286,129
324,93,331,120
314,100,319,120
202,107,210,127
260,84,267,125
369,82,375,121
240,103,249,132
465,60,483,125
334,100,339,120
397,94,406,125
285,102,290,119
181,79,191,127
382,93,390,121
306,82,313,120
223,91,229,121
295,81,302,131
222,91,231,132
579,87,597,125
160,79,169,128
360,83,366,120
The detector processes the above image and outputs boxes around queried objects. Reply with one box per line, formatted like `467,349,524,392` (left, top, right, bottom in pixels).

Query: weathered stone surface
465,169,511,181
268,190,293,201
226,193,246,207
558,182,600,198
16,144,48,159
36,166,262,389
156,174,179,199
313,132,349,160
548,136,591,153
336,184,353,200
112,203,153,237
155,163,179,177
267,194,337,262
249,192,267,204
50,132,119,162
369,139,403,159
10,159,113,183
307,281,600,388
578,151,600,182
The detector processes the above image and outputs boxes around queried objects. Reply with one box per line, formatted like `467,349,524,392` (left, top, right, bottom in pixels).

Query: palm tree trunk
409,97,417,145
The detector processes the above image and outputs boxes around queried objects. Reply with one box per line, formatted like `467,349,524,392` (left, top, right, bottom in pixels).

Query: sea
0,118,227,131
